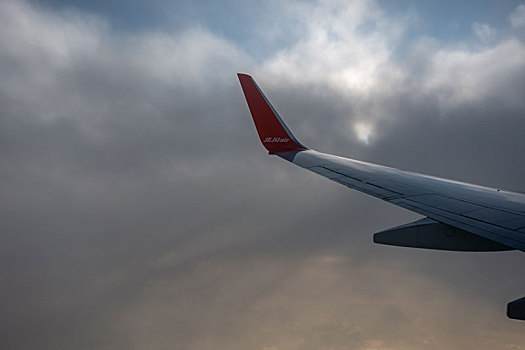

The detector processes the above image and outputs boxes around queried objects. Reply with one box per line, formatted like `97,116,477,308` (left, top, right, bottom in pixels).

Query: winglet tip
238,73,308,154
237,73,252,80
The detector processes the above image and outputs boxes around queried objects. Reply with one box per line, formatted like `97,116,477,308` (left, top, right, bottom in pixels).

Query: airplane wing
237,73,525,320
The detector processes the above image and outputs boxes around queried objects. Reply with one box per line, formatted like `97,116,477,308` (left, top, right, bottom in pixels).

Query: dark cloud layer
1,1,525,349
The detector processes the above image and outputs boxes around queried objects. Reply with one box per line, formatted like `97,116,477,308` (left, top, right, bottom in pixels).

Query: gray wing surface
288,150,525,252
238,72,525,252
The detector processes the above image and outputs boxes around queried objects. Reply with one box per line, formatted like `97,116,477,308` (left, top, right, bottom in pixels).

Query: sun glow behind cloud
354,121,373,144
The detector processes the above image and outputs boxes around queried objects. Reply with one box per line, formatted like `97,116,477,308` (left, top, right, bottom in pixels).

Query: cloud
509,4,525,28
243,0,525,152
472,22,497,43
354,121,373,144
1,1,525,349
422,39,525,108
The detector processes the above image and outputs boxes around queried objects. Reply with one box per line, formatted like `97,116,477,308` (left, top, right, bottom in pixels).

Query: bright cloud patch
423,39,525,108
354,121,373,144
472,22,497,43
509,4,525,28
260,0,406,94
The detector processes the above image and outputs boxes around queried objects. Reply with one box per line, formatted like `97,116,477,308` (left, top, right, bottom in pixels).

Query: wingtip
237,73,307,154
237,73,252,80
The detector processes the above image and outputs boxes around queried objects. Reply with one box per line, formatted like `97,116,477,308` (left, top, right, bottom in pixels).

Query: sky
1,0,525,349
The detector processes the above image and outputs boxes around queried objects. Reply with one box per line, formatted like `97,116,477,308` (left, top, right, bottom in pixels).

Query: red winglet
238,73,307,154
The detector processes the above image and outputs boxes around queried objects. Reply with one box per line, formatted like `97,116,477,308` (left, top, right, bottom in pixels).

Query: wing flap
373,218,513,251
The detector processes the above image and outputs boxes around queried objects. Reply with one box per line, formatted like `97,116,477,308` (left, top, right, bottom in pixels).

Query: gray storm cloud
1,1,525,349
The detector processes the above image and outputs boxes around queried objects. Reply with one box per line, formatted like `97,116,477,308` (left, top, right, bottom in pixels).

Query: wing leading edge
237,73,525,320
